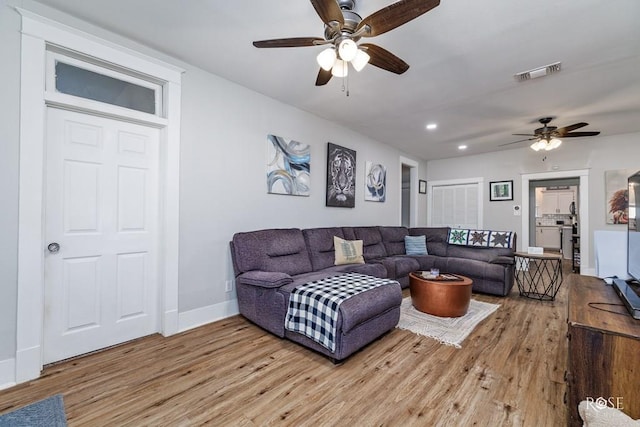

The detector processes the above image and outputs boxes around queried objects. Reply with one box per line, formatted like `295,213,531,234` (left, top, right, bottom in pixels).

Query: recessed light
458,144,467,150
426,123,437,130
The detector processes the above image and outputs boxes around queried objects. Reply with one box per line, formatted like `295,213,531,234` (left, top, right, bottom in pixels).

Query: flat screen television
613,170,640,319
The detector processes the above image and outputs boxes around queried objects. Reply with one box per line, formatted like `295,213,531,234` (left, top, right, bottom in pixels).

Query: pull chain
340,61,350,97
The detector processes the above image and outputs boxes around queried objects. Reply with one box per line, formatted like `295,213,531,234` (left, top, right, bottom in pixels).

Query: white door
43,108,160,364
431,183,480,229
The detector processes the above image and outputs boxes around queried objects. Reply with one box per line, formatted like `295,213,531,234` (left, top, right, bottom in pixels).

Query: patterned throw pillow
334,236,365,265
405,235,428,255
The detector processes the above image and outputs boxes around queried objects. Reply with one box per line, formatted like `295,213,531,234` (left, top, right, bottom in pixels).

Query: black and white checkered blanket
285,273,398,352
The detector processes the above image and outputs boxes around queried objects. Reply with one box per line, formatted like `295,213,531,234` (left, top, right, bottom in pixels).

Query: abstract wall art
364,161,386,202
326,142,356,208
266,134,310,196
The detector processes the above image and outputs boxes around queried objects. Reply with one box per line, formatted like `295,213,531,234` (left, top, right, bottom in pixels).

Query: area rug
397,297,500,348
0,395,67,427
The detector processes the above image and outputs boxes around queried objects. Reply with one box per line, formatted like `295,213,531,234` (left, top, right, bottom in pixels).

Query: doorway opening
520,169,590,275
529,178,579,267
399,157,418,227
401,165,411,227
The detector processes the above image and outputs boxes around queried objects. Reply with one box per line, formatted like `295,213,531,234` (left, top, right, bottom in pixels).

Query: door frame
520,169,590,274
15,9,183,383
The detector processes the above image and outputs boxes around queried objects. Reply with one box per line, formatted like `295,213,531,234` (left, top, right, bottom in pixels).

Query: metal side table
514,251,564,301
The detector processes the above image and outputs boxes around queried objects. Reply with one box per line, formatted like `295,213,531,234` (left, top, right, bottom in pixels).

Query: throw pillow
334,236,365,265
579,400,640,427
405,235,428,255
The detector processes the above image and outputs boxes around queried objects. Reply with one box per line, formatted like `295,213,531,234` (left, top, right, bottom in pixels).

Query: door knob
47,242,60,253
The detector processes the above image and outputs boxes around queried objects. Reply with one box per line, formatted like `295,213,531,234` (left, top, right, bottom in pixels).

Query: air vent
514,62,562,82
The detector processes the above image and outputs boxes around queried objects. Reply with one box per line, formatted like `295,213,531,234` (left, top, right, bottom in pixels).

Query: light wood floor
0,271,574,426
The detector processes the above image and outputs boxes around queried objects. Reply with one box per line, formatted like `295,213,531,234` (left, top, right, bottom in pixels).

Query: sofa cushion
377,255,420,280
334,236,365,265
231,228,313,276
303,227,346,271
379,226,410,256
352,226,388,260
279,274,402,334
445,257,506,282
409,227,450,257
405,235,428,255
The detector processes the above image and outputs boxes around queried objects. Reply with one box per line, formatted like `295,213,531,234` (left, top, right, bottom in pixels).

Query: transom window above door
46,48,163,117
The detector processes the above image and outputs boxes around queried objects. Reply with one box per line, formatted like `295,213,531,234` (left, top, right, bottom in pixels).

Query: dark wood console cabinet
566,275,640,426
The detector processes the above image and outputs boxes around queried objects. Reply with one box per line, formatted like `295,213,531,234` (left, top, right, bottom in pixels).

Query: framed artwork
490,180,513,201
326,142,356,208
266,134,310,196
605,169,633,224
419,180,427,194
364,161,386,202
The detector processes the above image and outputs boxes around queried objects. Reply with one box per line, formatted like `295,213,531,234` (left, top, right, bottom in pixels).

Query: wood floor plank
0,268,575,426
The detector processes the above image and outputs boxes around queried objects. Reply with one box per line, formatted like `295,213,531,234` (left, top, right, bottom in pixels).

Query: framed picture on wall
490,180,513,201
419,180,427,194
605,169,633,224
326,142,356,208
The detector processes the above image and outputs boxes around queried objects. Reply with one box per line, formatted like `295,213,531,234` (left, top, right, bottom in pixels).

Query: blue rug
0,395,67,427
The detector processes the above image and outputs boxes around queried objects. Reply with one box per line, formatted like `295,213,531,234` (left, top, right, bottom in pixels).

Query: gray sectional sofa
230,225,516,361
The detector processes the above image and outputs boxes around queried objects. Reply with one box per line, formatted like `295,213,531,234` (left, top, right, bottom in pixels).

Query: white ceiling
33,0,640,160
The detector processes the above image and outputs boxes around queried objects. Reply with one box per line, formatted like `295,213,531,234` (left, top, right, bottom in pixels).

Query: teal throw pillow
405,235,428,255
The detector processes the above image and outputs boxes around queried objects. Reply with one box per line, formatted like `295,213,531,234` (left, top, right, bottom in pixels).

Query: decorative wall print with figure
365,161,386,202
605,169,633,224
326,142,356,208
266,134,310,196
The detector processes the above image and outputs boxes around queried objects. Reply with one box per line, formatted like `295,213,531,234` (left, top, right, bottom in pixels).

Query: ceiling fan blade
315,68,332,86
360,43,409,74
560,131,601,138
512,133,537,137
253,37,326,48
499,137,537,147
553,122,588,136
357,0,440,37
310,0,344,26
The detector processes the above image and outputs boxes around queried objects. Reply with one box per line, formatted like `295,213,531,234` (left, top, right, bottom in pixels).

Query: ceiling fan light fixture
338,39,358,62
317,48,337,71
351,49,370,72
548,138,562,150
531,139,547,151
331,59,348,77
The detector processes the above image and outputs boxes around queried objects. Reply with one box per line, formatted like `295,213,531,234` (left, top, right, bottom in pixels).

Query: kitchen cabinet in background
536,226,561,249
539,190,575,215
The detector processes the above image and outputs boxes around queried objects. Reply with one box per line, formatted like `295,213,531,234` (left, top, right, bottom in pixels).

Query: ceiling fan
500,117,600,151
252,0,440,86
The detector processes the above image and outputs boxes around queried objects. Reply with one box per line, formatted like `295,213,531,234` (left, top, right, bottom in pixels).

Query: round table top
409,271,472,286
514,251,563,260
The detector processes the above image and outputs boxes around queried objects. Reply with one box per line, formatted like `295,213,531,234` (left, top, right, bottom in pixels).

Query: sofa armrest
489,256,515,265
237,271,293,288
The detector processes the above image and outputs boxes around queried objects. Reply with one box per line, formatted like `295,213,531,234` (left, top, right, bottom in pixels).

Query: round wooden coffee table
408,272,473,317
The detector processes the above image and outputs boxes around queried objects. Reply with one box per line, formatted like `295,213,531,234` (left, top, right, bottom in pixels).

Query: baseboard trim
15,345,42,384
178,299,239,333
0,357,16,390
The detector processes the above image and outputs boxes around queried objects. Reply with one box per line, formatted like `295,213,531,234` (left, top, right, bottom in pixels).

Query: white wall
178,66,416,312
0,1,427,371
0,0,21,361
426,132,640,270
